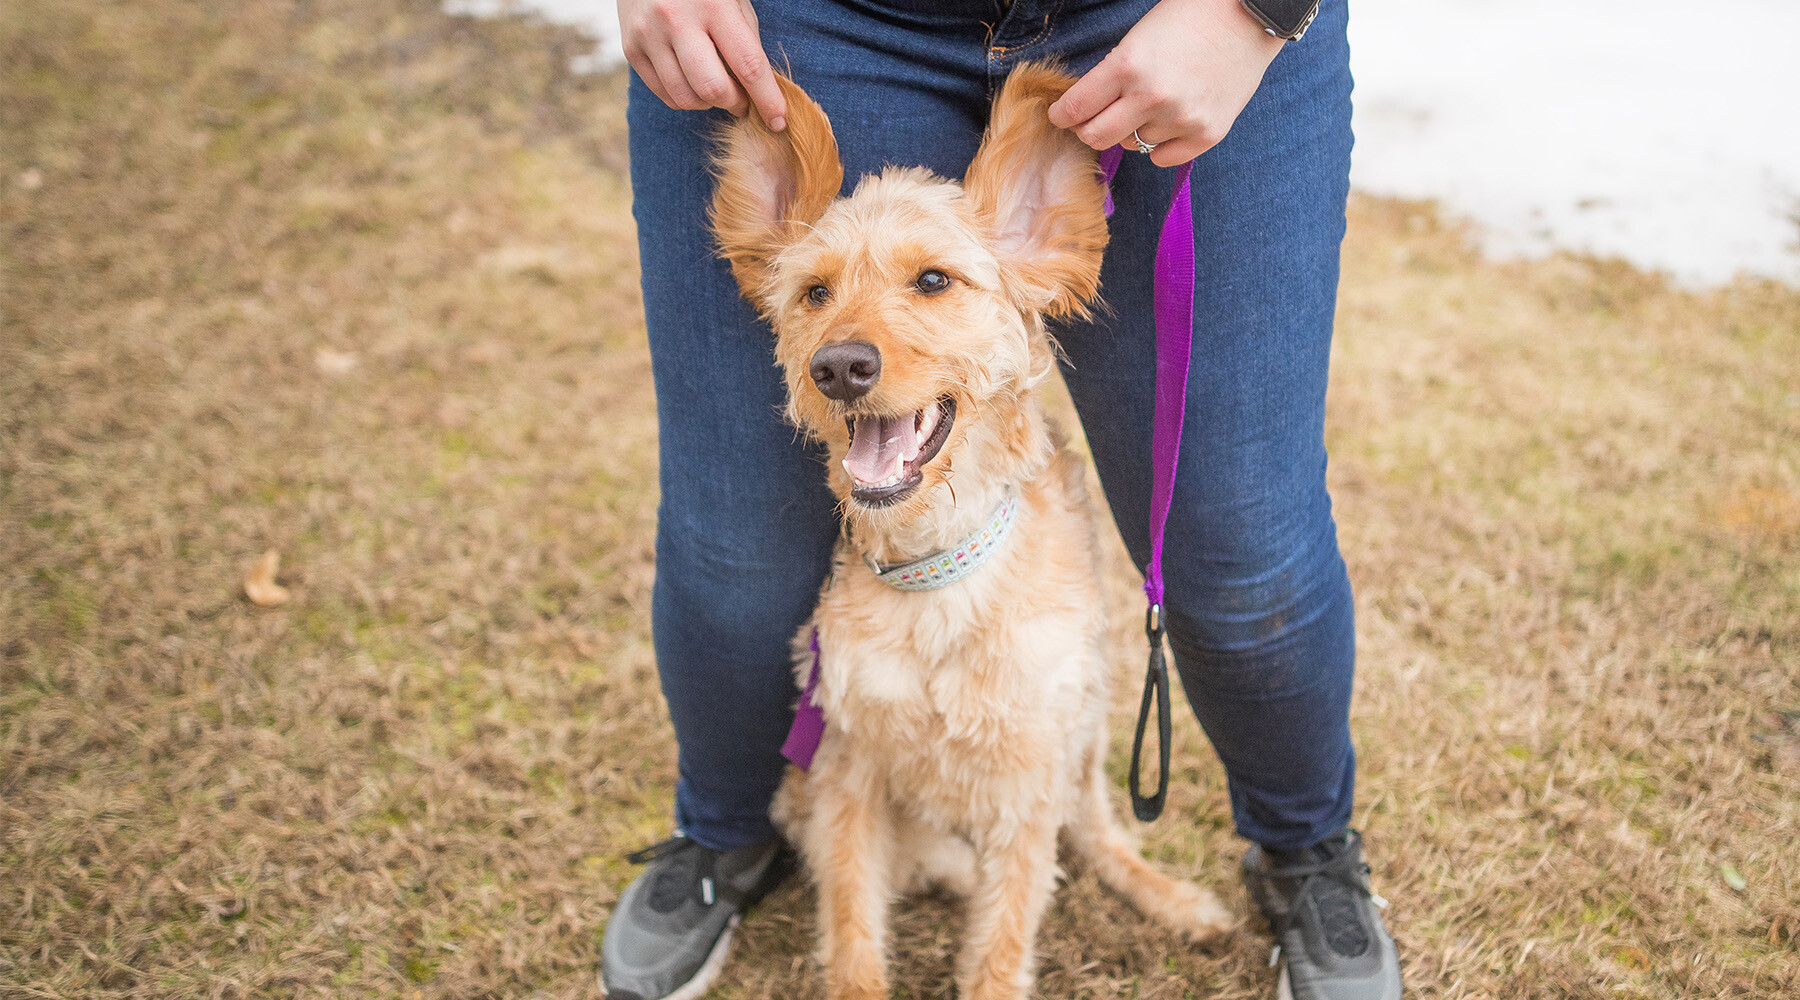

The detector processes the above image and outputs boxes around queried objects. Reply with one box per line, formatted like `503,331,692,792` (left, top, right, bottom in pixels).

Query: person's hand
618,0,788,130
1048,0,1283,166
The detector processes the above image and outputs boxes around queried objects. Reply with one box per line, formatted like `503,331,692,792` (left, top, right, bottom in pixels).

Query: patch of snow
446,0,625,68
1350,0,1800,286
465,0,1800,286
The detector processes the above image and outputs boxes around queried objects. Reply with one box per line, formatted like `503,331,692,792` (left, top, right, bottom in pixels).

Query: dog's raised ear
963,63,1108,318
710,75,844,298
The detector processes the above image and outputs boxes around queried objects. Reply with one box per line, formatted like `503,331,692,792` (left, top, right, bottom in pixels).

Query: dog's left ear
711,75,844,301
964,63,1109,318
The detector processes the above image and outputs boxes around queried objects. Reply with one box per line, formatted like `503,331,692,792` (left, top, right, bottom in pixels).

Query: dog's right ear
710,75,843,299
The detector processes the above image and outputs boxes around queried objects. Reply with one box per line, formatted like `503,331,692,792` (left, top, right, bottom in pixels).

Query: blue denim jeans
628,0,1356,853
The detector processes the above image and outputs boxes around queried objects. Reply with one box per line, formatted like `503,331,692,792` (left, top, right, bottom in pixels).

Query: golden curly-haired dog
710,62,1236,1000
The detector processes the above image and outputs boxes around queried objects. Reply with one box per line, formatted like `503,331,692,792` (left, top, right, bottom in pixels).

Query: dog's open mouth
842,397,956,507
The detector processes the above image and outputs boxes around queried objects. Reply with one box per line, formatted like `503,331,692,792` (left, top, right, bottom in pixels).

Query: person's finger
674,31,748,114
1131,119,1180,147
713,15,786,129
627,44,679,109
1048,58,1123,131
1148,135,1209,168
647,44,706,110
1070,94,1153,152
1148,111,1230,165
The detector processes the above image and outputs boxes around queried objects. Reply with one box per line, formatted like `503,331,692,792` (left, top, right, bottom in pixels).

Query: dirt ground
2,1,1796,998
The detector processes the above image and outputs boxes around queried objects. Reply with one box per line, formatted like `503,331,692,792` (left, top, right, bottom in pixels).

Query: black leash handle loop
1128,603,1172,822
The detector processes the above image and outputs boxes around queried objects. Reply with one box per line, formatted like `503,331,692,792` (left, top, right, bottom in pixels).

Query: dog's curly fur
711,63,1237,1000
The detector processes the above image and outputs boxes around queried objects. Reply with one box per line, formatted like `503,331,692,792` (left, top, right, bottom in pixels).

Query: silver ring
1132,129,1157,155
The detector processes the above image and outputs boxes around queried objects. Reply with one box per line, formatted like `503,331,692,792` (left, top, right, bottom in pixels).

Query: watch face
1243,0,1321,39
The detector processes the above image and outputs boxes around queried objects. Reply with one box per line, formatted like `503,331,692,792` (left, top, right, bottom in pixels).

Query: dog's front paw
1158,880,1240,943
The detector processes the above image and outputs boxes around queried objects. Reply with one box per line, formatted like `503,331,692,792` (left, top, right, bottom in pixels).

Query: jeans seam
986,0,1066,84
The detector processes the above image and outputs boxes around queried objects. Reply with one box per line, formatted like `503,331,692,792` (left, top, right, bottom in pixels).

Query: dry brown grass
2,1,1796,998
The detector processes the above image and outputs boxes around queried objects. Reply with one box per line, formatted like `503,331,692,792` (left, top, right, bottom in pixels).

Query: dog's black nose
809,340,881,402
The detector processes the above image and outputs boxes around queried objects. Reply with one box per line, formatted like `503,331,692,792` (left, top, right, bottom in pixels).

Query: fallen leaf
244,549,290,607
1720,862,1747,892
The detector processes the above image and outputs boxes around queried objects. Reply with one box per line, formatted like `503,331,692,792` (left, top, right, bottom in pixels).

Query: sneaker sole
1272,945,1404,1000
598,914,739,1000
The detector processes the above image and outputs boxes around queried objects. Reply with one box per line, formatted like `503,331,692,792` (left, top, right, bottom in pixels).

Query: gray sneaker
1241,829,1401,1000
600,832,795,1000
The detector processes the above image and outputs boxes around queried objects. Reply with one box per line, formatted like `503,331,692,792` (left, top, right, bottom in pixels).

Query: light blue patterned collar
861,493,1020,591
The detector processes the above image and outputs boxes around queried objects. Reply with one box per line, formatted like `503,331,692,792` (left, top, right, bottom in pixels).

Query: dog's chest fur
808,454,1112,833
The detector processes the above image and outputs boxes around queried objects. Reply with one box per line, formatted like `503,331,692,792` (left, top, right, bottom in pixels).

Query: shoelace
626,833,719,913
1263,851,1389,969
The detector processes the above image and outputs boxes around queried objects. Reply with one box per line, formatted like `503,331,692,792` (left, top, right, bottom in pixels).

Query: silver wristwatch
1239,0,1322,42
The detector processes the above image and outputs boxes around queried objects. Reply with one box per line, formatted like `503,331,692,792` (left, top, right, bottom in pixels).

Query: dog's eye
914,270,951,295
806,284,830,306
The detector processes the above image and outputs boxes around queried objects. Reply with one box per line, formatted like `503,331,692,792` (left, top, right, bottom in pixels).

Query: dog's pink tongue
844,414,919,485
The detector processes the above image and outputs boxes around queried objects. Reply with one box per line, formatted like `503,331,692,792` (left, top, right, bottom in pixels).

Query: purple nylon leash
781,628,826,771
780,151,1196,812
1101,145,1194,822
